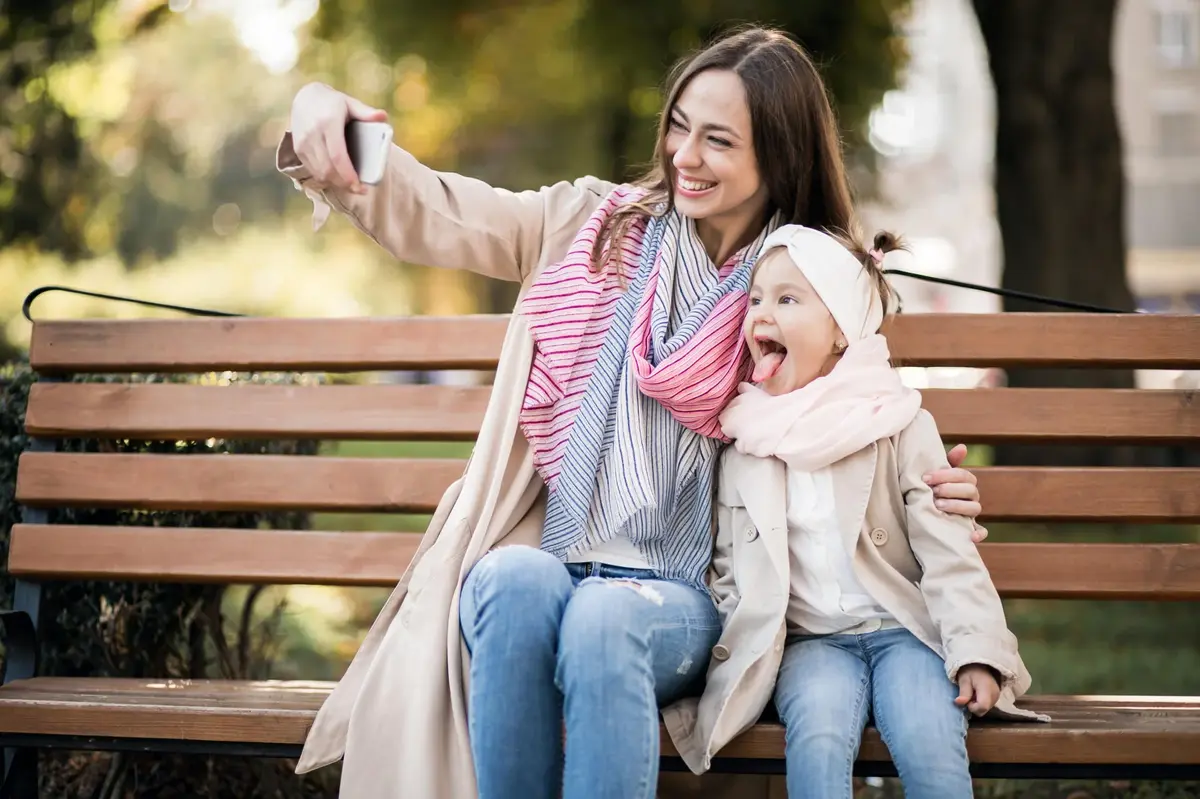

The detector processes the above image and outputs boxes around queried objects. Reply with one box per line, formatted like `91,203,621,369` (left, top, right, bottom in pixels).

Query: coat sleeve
276,132,615,284
897,410,1025,685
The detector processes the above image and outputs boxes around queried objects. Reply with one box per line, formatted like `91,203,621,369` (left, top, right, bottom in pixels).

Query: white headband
757,225,903,341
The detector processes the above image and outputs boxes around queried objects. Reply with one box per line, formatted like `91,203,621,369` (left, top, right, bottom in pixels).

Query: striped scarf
519,187,779,583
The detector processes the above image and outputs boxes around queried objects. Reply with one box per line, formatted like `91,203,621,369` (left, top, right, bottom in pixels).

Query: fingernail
923,474,933,484
935,500,947,510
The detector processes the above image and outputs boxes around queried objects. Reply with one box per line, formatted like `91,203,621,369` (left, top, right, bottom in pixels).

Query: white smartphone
346,120,393,185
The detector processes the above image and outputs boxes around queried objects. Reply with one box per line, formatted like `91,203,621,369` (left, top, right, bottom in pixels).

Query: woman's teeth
679,176,716,192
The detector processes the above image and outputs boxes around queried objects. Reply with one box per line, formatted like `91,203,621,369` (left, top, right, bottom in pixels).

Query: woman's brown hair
592,26,858,272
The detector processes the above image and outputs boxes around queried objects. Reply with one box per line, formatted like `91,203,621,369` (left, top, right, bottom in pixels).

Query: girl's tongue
752,351,785,383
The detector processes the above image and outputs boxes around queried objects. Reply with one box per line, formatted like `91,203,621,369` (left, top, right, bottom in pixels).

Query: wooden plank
921,388,1200,444
10,527,1200,600
883,313,1200,368
25,382,490,441
29,316,509,374
15,452,465,514
15,453,1200,521
1,679,1197,765
980,543,1200,600
8,525,421,586
25,383,1200,444
29,314,1200,374
973,468,1200,523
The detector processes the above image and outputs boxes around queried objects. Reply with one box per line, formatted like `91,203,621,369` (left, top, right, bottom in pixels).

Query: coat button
870,527,889,546
745,525,759,542
712,644,731,661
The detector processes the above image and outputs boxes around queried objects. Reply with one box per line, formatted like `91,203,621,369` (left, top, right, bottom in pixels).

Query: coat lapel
733,453,791,593
829,443,879,556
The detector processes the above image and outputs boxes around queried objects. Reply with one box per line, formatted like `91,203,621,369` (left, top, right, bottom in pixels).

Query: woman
279,25,986,799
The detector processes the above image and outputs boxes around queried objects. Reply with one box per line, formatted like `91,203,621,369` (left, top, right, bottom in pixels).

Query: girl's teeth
681,178,715,191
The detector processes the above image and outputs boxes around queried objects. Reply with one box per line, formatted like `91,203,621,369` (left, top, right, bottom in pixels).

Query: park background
1,0,1198,796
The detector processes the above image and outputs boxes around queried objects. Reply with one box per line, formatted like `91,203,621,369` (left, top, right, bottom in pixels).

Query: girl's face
665,69,770,239
744,248,845,396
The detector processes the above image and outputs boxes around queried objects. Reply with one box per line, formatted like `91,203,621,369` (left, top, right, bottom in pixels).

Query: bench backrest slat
8,525,1200,601
23,383,1200,445
29,313,1200,373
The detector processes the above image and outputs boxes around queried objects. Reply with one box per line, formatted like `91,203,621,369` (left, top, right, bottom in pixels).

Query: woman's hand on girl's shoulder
923,443,988,542
290,82,388,194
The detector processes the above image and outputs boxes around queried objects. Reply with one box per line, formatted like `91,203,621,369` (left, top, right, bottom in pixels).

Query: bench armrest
0,610,38,684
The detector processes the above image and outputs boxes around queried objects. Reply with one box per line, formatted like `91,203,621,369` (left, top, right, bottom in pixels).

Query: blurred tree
972,0,1142,467
315,0,909,181
0,1,299,268
1,0,110,259
309,0,911,311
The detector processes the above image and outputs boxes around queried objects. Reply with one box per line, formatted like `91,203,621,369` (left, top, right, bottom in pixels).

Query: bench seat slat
1,679,1197,765
15,453,1200,521
10,527,1200,600
26,383,1200,444
29,314,1200,373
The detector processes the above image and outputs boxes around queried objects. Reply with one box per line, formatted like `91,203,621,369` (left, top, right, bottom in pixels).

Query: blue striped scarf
540,210,778,587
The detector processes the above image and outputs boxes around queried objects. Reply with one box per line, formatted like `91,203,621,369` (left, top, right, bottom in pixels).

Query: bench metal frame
1,428,54,799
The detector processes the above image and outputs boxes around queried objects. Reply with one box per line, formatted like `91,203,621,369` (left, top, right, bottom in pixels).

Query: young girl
662,224,1048,798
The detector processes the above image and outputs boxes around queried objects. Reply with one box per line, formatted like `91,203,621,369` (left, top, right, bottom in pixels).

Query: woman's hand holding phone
289,82,390,194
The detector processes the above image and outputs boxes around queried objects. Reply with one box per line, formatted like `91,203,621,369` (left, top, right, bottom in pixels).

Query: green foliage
0,1,107,259
0,2,297,267
312,0,910,185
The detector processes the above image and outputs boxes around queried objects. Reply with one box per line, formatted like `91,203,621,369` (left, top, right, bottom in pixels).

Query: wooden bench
3,312,1200,795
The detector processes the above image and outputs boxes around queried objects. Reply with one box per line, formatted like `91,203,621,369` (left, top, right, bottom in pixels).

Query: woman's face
744,248,844,396
665,69,770,236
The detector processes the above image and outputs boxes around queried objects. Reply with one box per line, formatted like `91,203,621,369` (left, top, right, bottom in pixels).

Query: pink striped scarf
519,186,756,488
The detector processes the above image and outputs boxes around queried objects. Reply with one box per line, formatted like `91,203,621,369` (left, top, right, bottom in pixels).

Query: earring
834,341,848,354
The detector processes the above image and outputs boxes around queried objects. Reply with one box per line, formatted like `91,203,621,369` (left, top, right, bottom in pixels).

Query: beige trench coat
277,135,785,798
665,410,1047,775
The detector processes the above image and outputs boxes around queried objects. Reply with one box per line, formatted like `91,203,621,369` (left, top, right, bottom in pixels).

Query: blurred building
862,0,1200,388
1117,0,1200,313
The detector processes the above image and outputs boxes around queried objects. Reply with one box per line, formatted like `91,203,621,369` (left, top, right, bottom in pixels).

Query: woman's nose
672,134,701,170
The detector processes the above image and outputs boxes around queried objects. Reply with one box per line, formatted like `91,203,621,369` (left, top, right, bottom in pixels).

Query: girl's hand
925,443,988,542
955,664,1001,716
290,82,388,194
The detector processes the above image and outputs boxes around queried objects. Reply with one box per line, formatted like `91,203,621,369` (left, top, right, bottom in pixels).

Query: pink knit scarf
519,187,756,487
719,334,921,471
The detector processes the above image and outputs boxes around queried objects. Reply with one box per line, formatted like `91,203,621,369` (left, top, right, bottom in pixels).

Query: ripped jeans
459,545,721,799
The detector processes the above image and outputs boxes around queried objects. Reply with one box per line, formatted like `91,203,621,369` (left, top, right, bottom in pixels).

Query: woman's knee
459,546,573,638
556,580,655,677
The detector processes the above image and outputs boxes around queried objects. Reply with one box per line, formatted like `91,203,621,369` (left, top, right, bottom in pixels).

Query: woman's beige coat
277,136,786,798
664,410,1047,775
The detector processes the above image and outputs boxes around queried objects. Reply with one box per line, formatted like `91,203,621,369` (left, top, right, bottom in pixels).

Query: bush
1,360,338,798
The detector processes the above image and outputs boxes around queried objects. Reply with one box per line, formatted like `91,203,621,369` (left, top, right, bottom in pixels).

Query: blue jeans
773,626,972,799
458,545,721,799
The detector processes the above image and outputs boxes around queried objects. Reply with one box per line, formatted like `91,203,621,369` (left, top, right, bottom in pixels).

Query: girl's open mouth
753,337,787,383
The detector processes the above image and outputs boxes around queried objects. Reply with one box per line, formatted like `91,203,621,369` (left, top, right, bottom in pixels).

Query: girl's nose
748,305,773,325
